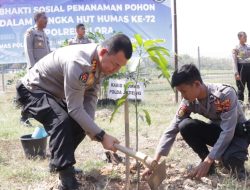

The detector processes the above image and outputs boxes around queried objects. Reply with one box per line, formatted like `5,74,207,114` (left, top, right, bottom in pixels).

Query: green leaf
119,66,127,74
147,48,156,56
124,81,134,91
117,94,127,106
156,50,168,67
143,40,155,48
147,46,170,57
155,51,170,77
144,39,165,48
143,109,151,126
87,32,95,39
149,55,170,79
132,43,137,52
103,79,109,94
149,55,160,64
96,32,105,40
109,107,119,123
153,39,166,43
134,34,143,46
110,94,128,123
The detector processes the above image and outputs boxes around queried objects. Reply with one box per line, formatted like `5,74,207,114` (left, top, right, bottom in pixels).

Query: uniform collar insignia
80,59,99,87
92,59,97,73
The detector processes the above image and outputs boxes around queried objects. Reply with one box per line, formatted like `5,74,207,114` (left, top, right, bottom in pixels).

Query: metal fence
0,63,26,92
0,61,236,92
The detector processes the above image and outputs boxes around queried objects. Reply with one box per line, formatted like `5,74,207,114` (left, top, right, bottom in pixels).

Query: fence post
124,99,130,190
198,46,201,71
1,64,4,91
173,0,178,103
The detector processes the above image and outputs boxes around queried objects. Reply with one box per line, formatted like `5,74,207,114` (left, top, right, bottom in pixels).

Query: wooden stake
124,99,130,190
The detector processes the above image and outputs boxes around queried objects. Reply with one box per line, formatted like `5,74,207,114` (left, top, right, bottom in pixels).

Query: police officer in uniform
68,23,91,45
16,34,133,189
24,11,50,69
143,64,249,180
21,11,50,126
232,31,250,103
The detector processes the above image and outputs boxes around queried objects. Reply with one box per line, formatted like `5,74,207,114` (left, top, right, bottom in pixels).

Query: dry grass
1,72,250,189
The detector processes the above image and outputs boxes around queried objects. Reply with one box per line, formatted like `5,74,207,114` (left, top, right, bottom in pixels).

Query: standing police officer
68,23,91,45
143,64,249,180
232,31,250,103
16,34,132,189
24,11,50,69
21,11,50,126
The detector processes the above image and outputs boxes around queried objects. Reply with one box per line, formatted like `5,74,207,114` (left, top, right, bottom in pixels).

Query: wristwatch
94,130,106,142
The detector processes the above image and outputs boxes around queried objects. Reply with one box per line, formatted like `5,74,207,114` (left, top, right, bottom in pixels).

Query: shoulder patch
79,72,89,83
214,98,231,113
177,105,189,117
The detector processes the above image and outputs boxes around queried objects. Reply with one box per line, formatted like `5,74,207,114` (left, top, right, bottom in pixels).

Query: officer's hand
188,157,213,179
142,168,153,180
142,154,161,180
101,133,120,152
235,74,240,80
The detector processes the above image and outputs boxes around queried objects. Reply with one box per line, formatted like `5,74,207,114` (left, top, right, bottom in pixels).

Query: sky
176,0,250,58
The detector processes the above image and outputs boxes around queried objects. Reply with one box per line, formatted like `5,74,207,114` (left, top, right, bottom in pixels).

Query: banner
108,79,144,100
0,0,172,64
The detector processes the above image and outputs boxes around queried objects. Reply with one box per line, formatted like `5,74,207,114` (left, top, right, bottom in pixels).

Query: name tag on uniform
34,35,45,49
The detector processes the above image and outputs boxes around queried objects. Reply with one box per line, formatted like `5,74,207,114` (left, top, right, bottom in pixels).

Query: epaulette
222,84,237,94
209,84,235,103
25,27,34,37
214,84,232,97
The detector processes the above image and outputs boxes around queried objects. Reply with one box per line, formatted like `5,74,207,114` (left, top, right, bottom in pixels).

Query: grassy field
1,70,250,189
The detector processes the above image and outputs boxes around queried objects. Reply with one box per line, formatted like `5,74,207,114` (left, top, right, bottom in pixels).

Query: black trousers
236,63,250,102
16,83,86,171
179,118,248,170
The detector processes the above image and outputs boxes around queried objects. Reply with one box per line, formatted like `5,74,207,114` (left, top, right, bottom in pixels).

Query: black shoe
58,167,79,190
74,167,83,174
223,157,248,181
233,166,248,181
49,165,83,174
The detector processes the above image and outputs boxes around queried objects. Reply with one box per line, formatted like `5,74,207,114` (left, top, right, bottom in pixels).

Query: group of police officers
16,11,250,189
